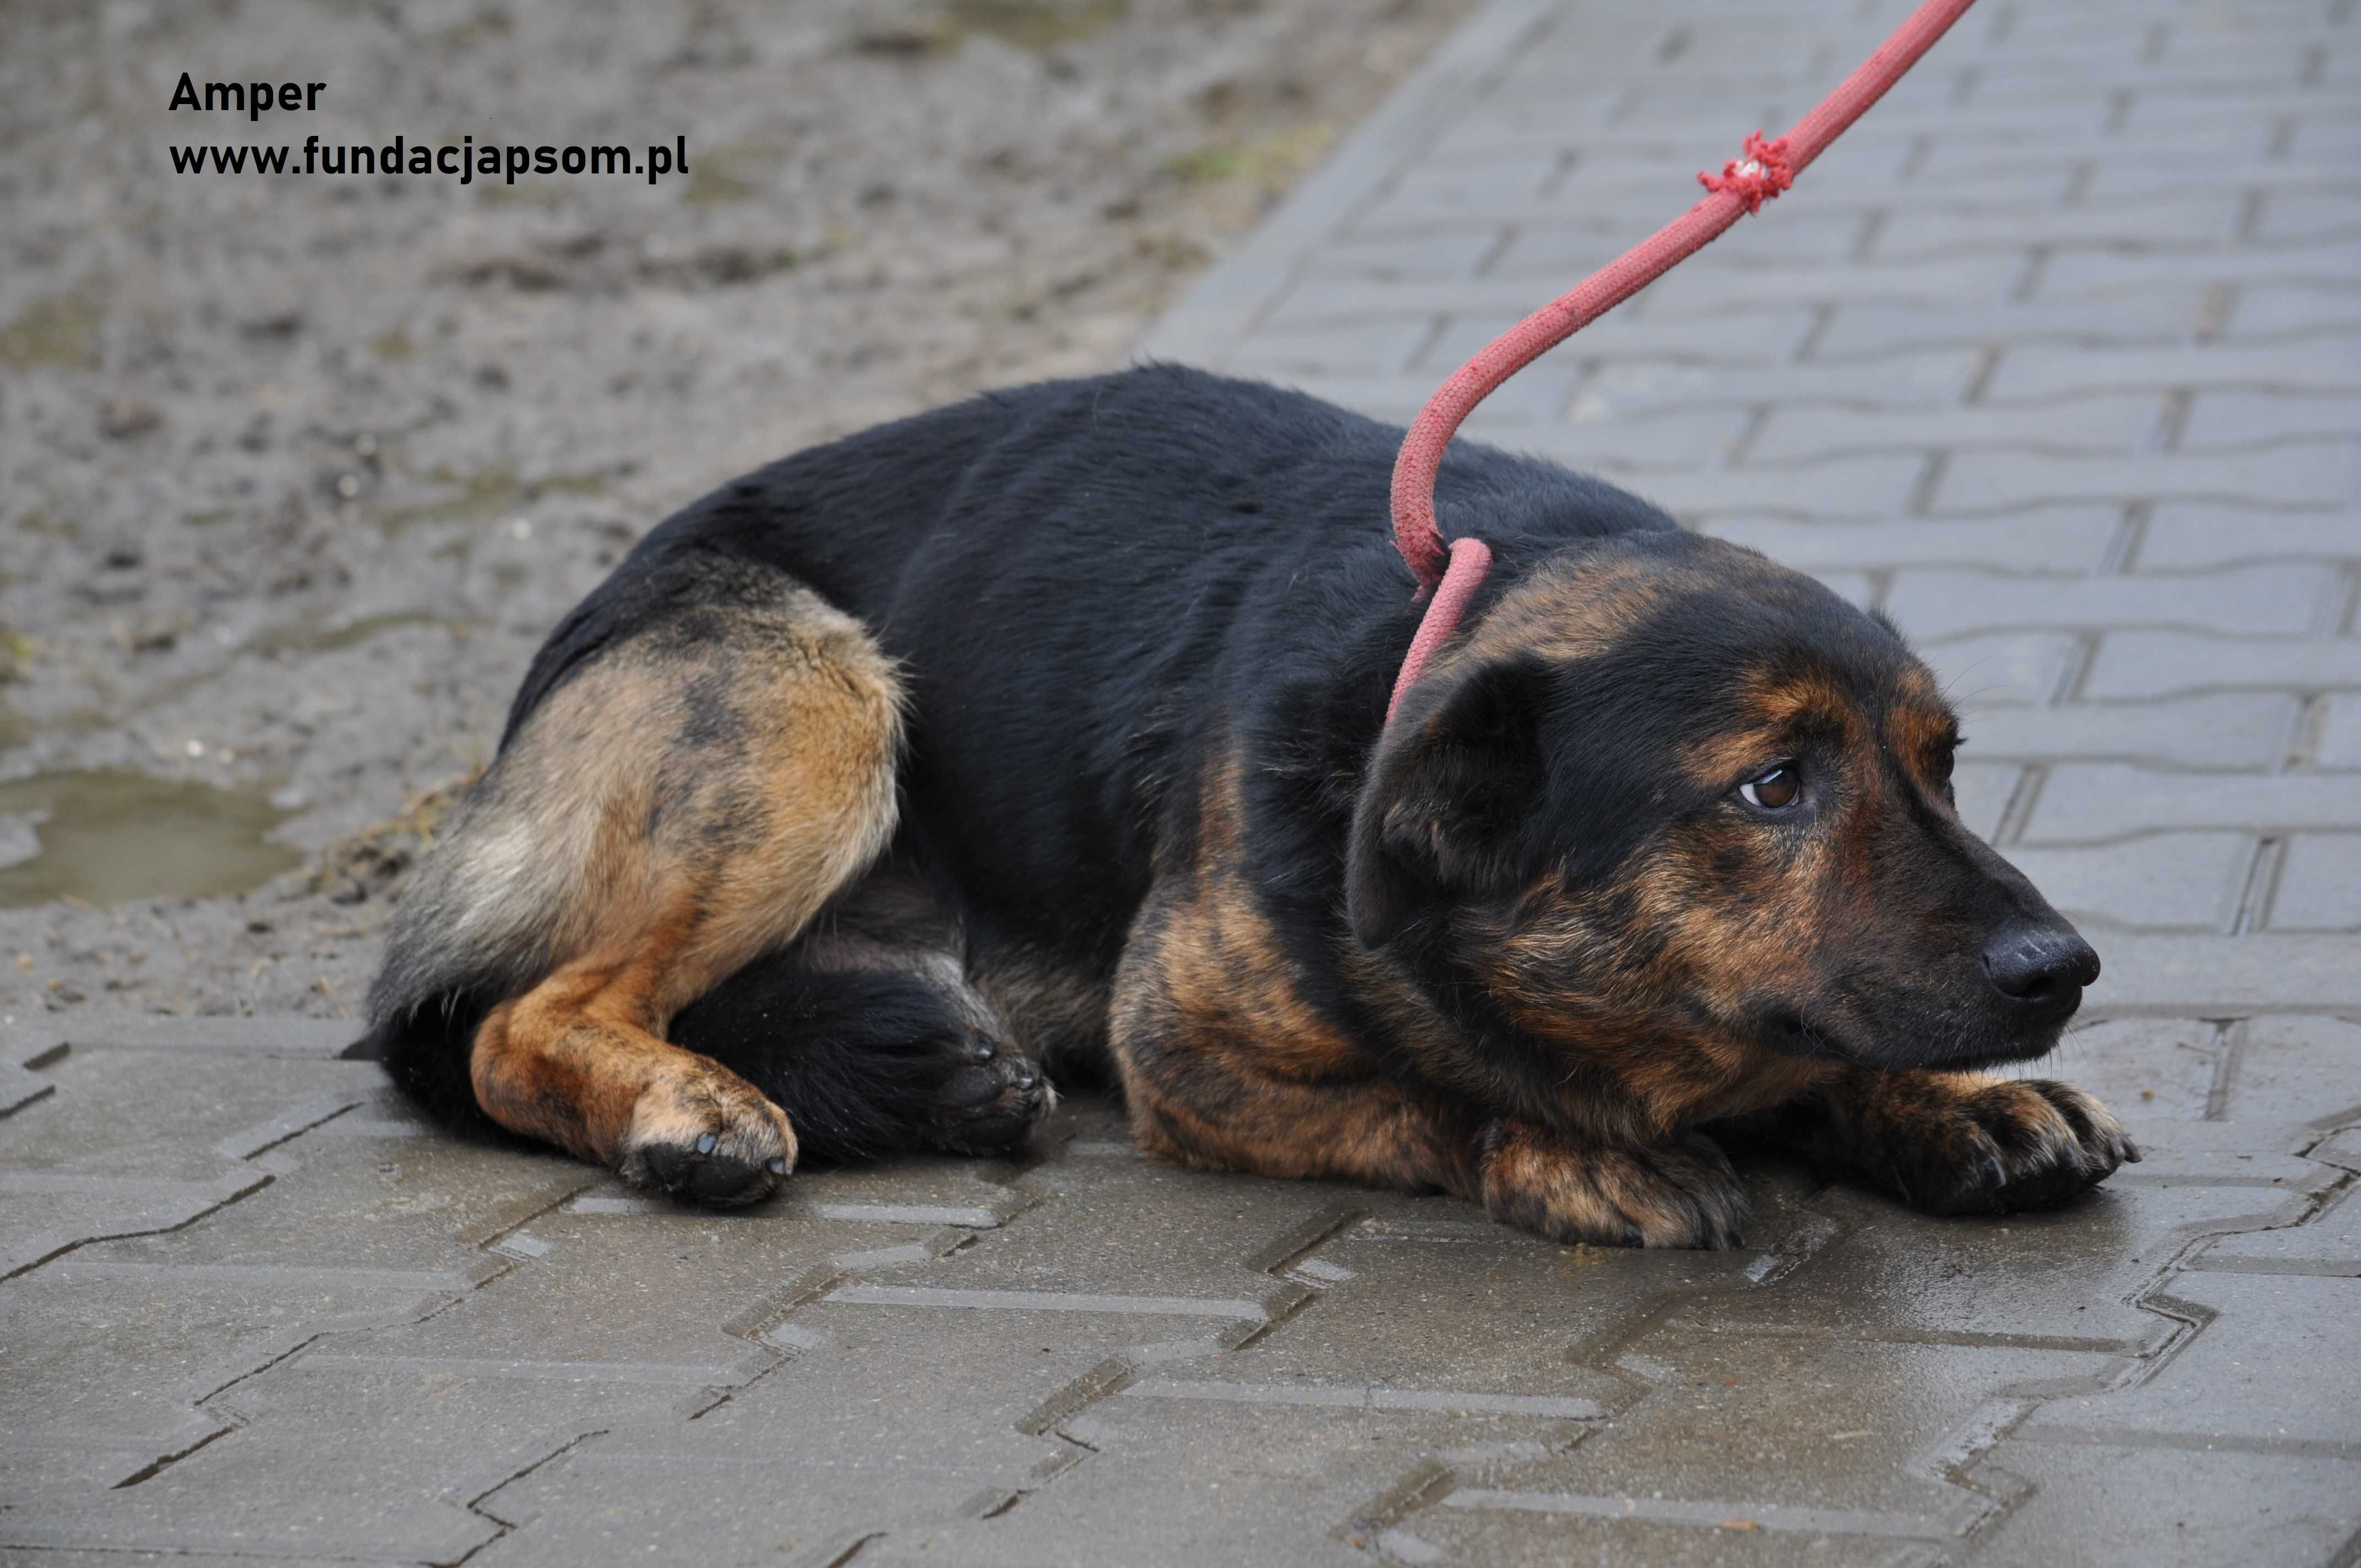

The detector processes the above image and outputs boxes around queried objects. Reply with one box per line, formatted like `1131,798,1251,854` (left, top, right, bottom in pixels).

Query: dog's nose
1981,926,2101,1014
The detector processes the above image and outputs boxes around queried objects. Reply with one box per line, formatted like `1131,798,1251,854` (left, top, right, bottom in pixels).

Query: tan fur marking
456,587,903,1195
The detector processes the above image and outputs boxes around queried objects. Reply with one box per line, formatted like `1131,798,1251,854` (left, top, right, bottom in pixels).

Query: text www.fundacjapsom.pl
164,72,688,187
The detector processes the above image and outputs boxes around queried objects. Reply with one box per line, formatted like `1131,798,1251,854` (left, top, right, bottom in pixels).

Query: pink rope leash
1383,0,1981,722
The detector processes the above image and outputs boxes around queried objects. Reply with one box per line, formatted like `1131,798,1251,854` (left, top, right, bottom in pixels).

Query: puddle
0,770,302,909
948,0,1128,52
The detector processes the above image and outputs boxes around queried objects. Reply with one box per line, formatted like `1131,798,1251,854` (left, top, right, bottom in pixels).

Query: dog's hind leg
671,867,1053,1165
371,558,904,1205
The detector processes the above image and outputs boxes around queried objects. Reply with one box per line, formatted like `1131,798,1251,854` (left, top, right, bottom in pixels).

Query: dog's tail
352,755,591,1128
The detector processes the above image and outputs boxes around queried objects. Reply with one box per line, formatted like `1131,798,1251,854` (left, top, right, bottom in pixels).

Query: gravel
0,0,1472,1023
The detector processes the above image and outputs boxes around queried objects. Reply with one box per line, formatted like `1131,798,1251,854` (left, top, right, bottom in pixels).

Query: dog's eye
1739,764,1800,811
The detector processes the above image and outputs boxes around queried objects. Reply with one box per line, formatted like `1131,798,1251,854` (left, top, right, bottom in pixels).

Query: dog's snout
1981,926,2100,1014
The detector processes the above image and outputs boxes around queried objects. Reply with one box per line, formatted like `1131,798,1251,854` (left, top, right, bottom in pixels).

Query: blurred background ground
0,0,1472,1024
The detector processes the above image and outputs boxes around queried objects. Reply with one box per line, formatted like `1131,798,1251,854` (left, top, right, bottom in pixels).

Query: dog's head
1347,529,2096,1077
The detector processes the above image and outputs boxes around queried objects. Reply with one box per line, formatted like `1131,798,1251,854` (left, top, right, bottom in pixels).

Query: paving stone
2002,832,2254,930
1889,565,2334,640
2084,151,2347,203
2183,390,2361,448
1221,315,1439,378
2104,1115,2335,1192
2270,833,2361,930
1705,514,2119,575
0,1358,677,1561
311,1202,924,1386
2229,284,2361,341
0,1264,478,1498
1918,632,2081,709
1935,444,2361,513
1490,211,1869,277
1753,396,2160,462
1161,1171,1831,1414
2257,190,2361,246
29,1097,594,1381
1950,761,2021,842
54,1016,361,1055
1619,455,1929,523
2026,764,2361,841
1514,404,1754,473
2046,1017,2225,1123
1966,1439,2361,1567
1961,694,2299,767
2138,507,2361,569
1914,119,2283,180
2191,1184,2361,1277
1984,338,2361,402
847,1398,1483,1568
1874,195,2248,260
2314,695,2361,766
1416,303,1823,373
0,1044,376,1184
2224,1017,2361,1125
1301,226,1508,284
1577,351,1983,417
836,1118,1346,1329
0,1052,390,1279
1427,1333,2119,1557
2080,631,2361,699
465,1304,1156,1568
2037,241,2361,303
2081,934,2361,1012
1645,251,2024,325
1405,1501,1945,1567
2020,1271,2361,1447
1667,1172,2297,1349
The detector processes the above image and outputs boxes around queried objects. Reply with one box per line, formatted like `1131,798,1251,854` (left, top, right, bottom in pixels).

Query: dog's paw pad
618,1066,796,1207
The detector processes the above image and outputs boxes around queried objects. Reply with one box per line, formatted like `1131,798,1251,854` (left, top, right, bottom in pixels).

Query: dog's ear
1346,655,1550,949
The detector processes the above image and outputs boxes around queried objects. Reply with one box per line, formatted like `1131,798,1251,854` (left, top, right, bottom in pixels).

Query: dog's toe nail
695,1133,718,1155
766,1156,788,1175
971,1036,996,1062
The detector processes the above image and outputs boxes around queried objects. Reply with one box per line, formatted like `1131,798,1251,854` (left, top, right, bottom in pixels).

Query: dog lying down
360,365,2135,1248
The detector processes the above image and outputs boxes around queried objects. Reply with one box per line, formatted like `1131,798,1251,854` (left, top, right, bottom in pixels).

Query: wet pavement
4,0,2359,1562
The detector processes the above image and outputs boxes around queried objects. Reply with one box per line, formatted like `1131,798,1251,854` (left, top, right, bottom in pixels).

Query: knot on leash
1698,132,1794,214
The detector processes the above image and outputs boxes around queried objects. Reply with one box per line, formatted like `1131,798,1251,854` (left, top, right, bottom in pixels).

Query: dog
362,364,2135,1247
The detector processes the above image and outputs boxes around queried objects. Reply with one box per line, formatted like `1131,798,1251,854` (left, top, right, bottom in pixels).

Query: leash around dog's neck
1383,0,1982,723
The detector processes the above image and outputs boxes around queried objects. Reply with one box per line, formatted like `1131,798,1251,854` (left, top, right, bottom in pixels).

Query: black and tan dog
363,366,2134,1246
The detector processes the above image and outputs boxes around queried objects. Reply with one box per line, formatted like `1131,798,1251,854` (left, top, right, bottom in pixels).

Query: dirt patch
0,0,1472,1022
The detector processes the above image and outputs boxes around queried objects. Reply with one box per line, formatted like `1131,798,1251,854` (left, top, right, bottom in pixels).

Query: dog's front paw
1894,1078,2138,1216
617,1060,797,1206
1479,1122,1750,1249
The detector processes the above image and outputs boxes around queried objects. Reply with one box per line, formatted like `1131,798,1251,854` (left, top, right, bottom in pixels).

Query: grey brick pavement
7,0,2360,1562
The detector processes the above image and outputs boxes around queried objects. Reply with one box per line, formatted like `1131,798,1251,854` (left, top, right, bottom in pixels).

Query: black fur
673,953,1038,1165
372,364,2095,1179
508,363,1674,1025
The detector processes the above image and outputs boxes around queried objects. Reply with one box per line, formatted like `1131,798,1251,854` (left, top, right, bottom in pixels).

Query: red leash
1384,0,1981,722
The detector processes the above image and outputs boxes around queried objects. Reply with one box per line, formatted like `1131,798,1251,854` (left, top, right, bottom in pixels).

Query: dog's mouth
1758,1004,2072,1072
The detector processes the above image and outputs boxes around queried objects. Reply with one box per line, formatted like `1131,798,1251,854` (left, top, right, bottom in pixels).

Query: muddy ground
0,0,1470,1024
